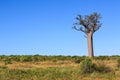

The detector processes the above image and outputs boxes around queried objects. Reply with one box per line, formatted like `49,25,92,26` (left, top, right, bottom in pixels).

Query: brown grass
1,61,78,69
93,59,117,68
0,59,120,80
0,59,118,70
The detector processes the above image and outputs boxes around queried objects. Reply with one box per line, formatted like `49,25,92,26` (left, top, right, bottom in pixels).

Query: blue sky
0,0,120,56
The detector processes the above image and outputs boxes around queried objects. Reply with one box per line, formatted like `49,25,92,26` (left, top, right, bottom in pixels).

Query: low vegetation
0,55,120,80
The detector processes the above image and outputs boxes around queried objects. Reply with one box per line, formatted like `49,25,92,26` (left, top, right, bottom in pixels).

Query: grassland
0,55,120,80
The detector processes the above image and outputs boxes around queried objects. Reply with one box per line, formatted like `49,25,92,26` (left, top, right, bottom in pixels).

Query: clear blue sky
0,0,120,56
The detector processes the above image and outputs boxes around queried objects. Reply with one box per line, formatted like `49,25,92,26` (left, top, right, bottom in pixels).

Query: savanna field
0,55,120,80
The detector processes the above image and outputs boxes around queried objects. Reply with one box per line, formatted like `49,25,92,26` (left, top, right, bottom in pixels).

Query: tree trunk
87,31,94,58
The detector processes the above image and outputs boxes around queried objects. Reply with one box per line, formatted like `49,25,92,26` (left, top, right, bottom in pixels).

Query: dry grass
0,61,78,69
0,59,120,80
93,59,117,69
0,59,118,70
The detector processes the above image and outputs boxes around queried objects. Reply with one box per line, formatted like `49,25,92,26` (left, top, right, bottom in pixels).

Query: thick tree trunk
87,31,94,58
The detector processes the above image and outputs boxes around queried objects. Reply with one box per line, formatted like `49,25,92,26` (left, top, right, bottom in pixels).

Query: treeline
0,55,82,62
0,54,120,63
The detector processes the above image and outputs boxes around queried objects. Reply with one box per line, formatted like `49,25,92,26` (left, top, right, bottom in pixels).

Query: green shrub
95,61,111,73
94,56,110,60
80,58,96,74
32,55,40,62
4,57,12,65
117,58,120,68
20,56,32,62
0,65,8,69
52,59,57,62
74,58,82,64
80,58,111,74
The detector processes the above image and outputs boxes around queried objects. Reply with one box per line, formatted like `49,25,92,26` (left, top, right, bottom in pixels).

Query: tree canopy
73,12,102,34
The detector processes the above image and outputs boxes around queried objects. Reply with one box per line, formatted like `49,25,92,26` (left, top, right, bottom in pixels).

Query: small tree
73,12,102,58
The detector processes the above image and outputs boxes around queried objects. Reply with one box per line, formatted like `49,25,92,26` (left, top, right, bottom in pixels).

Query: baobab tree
73,12,102,58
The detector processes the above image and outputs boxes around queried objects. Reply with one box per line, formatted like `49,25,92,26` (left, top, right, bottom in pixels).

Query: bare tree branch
72,25,88,34
73,12,102,34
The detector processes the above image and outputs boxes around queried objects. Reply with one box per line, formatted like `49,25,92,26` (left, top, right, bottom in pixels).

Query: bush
117,58,120,68
80,58,111,74
20,56,32,62
32,55,40,62
4,57,12,65
74,58,83,64
80,58,96,74
95,61,111,73
0,65,8,69
94,56,110,60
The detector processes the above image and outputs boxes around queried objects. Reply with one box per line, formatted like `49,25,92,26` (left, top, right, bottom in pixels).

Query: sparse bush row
0,55,120,63
0,55,85,63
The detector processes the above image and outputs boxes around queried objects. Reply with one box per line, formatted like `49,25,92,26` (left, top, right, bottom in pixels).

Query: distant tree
73,12,102,58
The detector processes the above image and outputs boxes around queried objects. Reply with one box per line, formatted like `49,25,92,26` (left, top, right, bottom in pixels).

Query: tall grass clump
95,61,111,73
